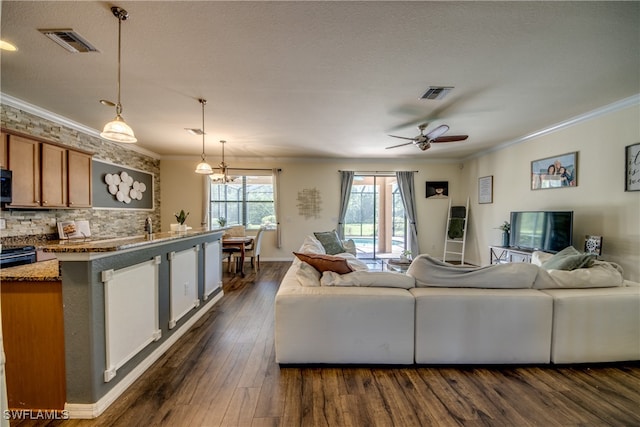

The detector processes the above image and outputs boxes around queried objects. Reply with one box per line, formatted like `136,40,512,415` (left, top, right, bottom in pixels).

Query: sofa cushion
407,254,551,289
313,230,346,255
321,271,415,289
293,252,354,274
541,246,596,271
296,261,321,287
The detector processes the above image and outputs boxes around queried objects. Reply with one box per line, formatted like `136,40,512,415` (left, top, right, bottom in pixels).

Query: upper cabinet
4,131,93,209
7,134,41,208
41,143,68,208
0,131,7,169
68,150,92,208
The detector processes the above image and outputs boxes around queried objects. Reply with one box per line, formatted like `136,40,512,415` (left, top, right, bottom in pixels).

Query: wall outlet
0,218,5,230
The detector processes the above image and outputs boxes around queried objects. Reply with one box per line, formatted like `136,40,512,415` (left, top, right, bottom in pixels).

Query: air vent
39,29,99,53
420,86,453,100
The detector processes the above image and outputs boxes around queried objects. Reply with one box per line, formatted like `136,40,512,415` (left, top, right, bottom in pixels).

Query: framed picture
478,175,493,204
584,235,603,256
625,142,640,191
426,181,448,198
531,152,577,190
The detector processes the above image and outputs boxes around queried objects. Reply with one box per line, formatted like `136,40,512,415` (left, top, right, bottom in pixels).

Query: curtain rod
227,167,281,171
338,170,418,173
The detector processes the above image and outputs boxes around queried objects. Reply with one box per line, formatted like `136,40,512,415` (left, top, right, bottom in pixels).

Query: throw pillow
541,246,596,271
296,261,321,287
313,230,346,255
293,252,354,275
298,235,326,254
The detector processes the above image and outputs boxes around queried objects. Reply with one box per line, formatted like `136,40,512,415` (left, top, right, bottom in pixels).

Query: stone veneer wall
0,104,161,243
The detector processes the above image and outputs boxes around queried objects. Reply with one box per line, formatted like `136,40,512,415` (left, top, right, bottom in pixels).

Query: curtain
396,171,419,256
273,168,282,248
337,171,354,239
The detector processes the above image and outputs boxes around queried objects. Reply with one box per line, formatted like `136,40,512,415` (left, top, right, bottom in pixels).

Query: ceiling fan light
100,115,137,143
195,160,214,174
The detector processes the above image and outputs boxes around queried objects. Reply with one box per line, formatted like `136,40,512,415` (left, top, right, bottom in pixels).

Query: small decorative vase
502,231,510,247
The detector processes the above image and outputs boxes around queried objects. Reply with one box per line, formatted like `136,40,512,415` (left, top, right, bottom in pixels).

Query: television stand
489,246,536,264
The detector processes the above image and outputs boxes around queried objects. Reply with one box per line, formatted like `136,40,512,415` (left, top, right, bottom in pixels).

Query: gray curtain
337,171,354,239
396,171,419,256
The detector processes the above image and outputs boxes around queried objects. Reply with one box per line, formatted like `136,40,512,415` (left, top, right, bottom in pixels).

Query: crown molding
0,92,162,160
465,94,640,161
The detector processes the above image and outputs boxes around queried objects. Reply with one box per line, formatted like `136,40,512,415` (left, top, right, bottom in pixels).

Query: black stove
0,245,37,268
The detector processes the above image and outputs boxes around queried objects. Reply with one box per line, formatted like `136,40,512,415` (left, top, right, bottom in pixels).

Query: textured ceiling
1,1,638,160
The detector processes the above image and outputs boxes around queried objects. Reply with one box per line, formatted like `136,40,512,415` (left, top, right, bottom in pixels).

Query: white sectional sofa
274,236,640,365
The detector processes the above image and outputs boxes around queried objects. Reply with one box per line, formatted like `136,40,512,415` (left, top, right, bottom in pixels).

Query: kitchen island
2,229,225,418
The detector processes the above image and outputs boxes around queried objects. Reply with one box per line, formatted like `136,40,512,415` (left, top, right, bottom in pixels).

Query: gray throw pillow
313,230,346,255
541,246,596,271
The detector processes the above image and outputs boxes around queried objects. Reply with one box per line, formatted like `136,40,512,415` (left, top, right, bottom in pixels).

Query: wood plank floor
11,261,640,427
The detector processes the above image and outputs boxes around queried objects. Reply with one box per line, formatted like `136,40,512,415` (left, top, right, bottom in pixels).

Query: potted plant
496,221,511,247
174,209,189,231
217,217,227,227
400,249,412,262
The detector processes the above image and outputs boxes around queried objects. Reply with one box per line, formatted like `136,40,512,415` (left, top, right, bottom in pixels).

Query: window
210,175,276,230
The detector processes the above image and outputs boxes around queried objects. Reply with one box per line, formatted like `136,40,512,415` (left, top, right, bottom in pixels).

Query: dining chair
244,227,265,271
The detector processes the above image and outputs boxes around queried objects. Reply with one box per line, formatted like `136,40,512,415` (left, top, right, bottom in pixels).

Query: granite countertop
41,228,224,253
0,259,61,282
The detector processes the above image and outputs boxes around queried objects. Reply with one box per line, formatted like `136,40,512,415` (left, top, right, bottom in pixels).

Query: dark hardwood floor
11,261,640,426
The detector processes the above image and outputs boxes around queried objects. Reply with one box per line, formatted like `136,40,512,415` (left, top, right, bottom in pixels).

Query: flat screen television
509,211,573,253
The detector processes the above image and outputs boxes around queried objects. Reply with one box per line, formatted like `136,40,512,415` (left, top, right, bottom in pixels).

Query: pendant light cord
200,98,207,161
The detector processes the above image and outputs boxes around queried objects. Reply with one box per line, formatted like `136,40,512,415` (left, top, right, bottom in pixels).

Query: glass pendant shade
101,114,137,143
195,159,214,174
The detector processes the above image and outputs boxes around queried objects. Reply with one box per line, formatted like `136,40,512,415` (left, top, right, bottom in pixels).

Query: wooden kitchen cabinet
68,149,92,208
3,130,93,208
41,143,68,207
0,130,7,169
7,134,41,207
1,280,66,411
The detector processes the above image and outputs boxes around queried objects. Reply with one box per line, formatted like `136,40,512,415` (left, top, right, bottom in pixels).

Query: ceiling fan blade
388,134,416,141
426,124,450,140
385,141,414,149
431,135,469,143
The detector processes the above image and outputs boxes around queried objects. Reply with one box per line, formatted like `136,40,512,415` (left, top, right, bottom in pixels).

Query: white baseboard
65,291,223,419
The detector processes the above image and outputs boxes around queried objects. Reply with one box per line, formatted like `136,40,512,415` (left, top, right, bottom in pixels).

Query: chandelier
209,140,234,183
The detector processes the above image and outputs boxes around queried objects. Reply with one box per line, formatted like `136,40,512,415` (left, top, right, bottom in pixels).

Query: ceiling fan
386,124,468,151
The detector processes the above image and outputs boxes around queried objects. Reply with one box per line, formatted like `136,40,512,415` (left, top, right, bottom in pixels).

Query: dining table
222,236,254,277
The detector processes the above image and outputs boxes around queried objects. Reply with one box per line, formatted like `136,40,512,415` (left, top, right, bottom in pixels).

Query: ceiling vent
185,128,204,136
420,86,453,100
39,29,99,53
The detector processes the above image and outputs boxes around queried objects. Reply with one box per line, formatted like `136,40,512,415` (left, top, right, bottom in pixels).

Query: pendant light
100,6,137,143
194,98,214,174
209,140,233,183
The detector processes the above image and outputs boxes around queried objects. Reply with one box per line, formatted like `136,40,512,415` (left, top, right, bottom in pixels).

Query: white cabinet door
168,247,200,329
203,240,222,299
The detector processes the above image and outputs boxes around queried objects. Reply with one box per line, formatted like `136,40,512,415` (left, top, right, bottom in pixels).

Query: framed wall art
426,181,448,199
92,159,154,210
625,142,640,191
478,175,493,204
531,152,577,190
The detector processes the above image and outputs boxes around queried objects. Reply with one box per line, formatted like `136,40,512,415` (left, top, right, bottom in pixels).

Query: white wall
462,103,640,281
161,101,640,281
161,157,465,261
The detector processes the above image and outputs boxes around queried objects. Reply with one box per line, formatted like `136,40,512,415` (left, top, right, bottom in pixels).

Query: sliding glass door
345,175,407,259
